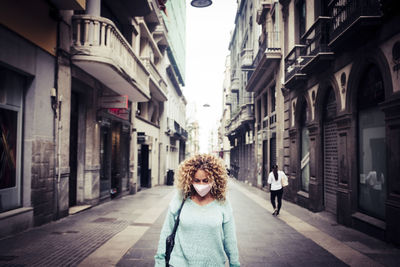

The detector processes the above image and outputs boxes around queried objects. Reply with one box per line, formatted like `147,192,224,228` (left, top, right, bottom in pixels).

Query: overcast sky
183,0,238,153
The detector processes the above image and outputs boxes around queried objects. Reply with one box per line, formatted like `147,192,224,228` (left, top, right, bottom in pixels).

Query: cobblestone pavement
1,179,399,267
0,186,174,267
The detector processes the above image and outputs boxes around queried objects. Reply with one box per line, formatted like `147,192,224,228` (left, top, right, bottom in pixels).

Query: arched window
300,102,310,192
357,64,386,220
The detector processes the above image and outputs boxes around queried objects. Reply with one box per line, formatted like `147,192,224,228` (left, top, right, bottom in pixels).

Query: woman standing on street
154,154,240,267
268,165,288,216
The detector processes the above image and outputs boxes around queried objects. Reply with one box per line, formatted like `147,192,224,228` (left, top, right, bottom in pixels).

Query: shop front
0,67,25,213
98,97,131,200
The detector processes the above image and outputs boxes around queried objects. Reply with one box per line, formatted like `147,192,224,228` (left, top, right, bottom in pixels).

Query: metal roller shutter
323,96,338,214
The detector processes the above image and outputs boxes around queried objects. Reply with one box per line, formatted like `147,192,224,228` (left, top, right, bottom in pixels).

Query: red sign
107,108,130,120
100,95,128,109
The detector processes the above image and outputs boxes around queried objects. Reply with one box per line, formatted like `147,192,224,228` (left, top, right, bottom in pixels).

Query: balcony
328,0,382,50
138,19,163,61
256,0,273,25
153,23,168,52
300,16,334,74
284,45,306,89
142,58,167,101
240,103,254,122
226,103,254,135
173,121,187,140
240,49,254,68
225,94,232,106
231,77,240,92
71,15,150,101
247,31,281,93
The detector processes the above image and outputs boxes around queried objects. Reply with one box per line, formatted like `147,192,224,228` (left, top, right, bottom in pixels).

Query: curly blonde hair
176,154,228,201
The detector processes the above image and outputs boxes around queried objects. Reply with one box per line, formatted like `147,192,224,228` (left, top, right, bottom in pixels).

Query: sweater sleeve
267,172,273,184
222,200,240,267
154,192,182,267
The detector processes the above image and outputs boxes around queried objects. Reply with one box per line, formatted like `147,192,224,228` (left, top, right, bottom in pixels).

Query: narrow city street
0,179,399,267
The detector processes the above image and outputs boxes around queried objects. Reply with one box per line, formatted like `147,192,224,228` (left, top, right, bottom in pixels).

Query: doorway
139,144,150,188
100,124,111,199
111,122,122,197
69,92,78,207
270,135,276,169
262,140,268,187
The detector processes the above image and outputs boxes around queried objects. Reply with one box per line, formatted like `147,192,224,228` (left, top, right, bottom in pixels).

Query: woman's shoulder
216,198,234,222
168,190,185,215
216,197,233,212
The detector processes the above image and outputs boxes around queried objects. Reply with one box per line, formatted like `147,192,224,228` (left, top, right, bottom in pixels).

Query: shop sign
107,108,130,120
100,95,128,109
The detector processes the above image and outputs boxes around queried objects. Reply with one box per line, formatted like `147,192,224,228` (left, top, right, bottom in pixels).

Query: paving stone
1,182,400,267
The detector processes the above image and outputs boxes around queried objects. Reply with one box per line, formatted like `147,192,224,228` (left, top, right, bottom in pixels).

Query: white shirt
268,170,287,191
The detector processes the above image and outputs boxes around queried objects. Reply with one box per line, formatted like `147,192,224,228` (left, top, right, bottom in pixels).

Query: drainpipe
50,4,62,220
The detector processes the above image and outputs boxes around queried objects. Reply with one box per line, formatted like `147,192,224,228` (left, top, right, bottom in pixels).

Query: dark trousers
270,188,283,212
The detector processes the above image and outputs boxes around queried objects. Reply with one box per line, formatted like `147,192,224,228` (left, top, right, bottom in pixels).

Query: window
296,0,306,41
257,98,261,128
271,85,276,112
263,92,268,117
0,67,24,212
357,65,386,220
151,104,159,124
300,103,310,192
0,108,18,189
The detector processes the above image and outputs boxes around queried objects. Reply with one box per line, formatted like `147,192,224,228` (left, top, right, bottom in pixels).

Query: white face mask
193,183,212,197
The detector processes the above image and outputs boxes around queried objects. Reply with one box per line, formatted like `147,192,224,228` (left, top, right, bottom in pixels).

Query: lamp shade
190,0,212,8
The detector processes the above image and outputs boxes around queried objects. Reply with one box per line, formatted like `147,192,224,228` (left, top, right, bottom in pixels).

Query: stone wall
31,139,55,226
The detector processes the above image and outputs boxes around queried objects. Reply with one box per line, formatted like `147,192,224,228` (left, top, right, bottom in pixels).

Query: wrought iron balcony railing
300,16,334,73
301,17,331,61
328,0,382,46
284,45,306,84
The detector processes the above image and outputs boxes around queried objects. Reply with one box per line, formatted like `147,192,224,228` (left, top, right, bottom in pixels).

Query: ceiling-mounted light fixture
190,0,212,8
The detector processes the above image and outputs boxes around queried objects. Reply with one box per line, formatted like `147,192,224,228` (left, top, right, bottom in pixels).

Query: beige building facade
0,0,187,238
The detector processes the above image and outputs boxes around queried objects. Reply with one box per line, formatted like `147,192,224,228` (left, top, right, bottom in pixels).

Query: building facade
220,56,232,168
280,0,400,244
246,0,285,188
225,0,258,184
222,0,400,245
0,0,187,238
186,120,200,158
162,0,187,181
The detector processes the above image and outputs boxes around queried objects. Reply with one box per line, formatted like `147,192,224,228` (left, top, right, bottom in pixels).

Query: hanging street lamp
190,0,212,8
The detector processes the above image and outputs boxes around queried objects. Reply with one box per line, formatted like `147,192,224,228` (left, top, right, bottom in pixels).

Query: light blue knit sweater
154,192,240,267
